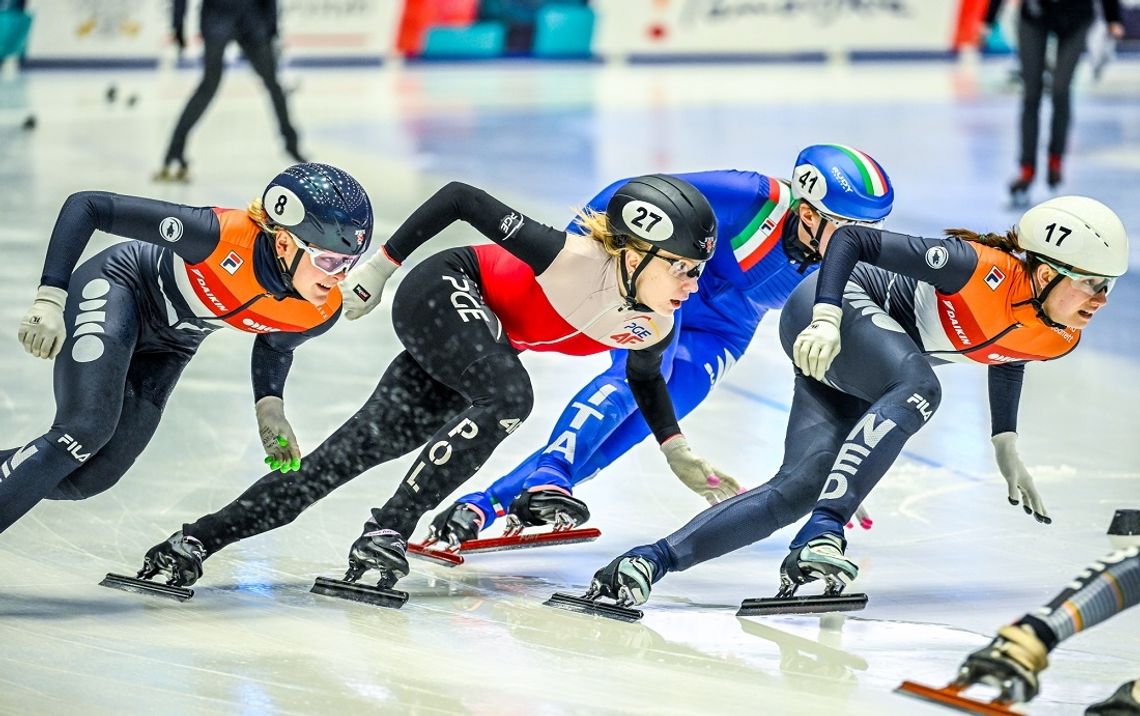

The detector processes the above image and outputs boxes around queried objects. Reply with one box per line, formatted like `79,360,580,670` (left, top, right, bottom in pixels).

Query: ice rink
1,55,1138,714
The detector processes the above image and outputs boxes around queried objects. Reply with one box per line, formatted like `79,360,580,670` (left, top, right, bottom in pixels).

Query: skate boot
1047,154,1063,190
738,534,866,616
545,552,656,622
427,502,486,550
506,485,590,535
345,523,410,589
1086,679,1140,716
99,531,206,601
153,157,189,183
311,520,411,608
957,624,1049,704
1009,165,1034,209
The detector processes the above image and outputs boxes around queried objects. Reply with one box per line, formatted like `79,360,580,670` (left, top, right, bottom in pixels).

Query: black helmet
606,174,717,262
262,162,373,256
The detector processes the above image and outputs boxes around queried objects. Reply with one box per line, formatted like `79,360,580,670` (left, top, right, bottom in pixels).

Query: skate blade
736,592,867,616
407,542,464,567
310,576,409,609
98,573,194,602
543,592,642,623
895,680,1019,715
461,527,602,554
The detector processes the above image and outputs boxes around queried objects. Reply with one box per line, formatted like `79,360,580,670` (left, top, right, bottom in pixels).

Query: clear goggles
1040,257,1117,296
291,234,361,276
817,209,885,229
654,253,705,279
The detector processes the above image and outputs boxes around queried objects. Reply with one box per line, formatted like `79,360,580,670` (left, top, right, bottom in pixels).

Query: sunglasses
1040,258,1116,296
291,234,360,276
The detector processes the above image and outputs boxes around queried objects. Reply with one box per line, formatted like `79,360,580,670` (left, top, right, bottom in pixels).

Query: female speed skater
425,144,895,548
0,162,373,535
132,174,734,598
579,194,1129,611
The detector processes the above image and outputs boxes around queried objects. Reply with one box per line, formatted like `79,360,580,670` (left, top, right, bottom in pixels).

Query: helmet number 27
631,206,664,231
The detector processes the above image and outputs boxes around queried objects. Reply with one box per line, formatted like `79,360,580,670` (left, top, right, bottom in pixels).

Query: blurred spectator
157,0,303,182
984,0,1124,206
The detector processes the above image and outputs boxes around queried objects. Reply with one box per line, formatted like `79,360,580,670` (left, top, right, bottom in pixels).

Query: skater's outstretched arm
986,362,1051,523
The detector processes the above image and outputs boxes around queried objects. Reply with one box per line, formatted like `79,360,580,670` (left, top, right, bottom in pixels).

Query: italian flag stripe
491,496,506,518
732,180,792,271
831,144,888,197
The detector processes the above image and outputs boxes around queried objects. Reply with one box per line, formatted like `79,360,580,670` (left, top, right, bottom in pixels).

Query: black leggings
164,10,298,164
1017,16,1091,168
185,249,535,553
0,246,197,533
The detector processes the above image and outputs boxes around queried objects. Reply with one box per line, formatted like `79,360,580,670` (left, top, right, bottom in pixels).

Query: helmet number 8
1044,222,1072,247
274,195,289,216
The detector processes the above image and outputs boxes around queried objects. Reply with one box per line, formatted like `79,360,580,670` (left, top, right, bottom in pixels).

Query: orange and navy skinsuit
614,225,1092,581
0,191,339,533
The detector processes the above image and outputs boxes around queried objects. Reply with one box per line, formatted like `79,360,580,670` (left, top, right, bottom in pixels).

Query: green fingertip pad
276,436,289,447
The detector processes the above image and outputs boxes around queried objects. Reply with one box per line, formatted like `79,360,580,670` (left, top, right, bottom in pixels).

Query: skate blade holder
407,542,465,567
736,592,868,617
99,573,194,602
543,592,643,623
895,680,1021,715
310,576,409,609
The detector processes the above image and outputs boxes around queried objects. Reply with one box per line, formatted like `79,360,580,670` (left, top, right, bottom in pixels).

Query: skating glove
18,285,68,359
660,435,742,505
992,432,1050,524
792,303,843,381
255,396,301,473
341,249,400,320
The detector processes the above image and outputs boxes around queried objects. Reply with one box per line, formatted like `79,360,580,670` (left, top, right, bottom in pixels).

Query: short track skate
895,680,1022,715
737,574,867,617
544,589,643,623
409,518,601,567
99,572,194,602
310,574,409,609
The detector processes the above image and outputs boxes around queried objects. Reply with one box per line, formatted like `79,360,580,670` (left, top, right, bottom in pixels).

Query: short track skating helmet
262,162,374,256
791,144,893,224
1018,196,1128,278
606,174,717,262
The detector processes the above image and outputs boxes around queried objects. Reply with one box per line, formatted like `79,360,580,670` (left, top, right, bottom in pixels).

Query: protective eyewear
291,234,360,276
654,253,705,279
817,209,884,229
1041,258,1116,296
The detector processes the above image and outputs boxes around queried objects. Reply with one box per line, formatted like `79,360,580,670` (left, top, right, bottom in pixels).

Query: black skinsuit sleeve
382,182,565,274
250,305,341,400
39,191,221,289
626,326,682,444
988,362,1026,436
813,226,979,307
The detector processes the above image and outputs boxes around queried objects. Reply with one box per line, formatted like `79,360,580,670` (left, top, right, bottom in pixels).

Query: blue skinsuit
456,170,811,526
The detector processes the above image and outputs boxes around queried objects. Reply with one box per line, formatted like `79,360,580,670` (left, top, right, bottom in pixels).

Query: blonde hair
247,198,278,236
572,206,652,258
944,226,1023,254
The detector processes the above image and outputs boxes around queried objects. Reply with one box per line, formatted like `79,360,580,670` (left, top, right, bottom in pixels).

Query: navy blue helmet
262,163,374,255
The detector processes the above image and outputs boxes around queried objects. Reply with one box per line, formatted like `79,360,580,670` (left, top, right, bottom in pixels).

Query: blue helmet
790,144,893,223
262,163,374,255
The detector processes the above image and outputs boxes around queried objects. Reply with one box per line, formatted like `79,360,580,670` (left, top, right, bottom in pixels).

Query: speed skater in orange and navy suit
0,163,373,537
585,194,1130,609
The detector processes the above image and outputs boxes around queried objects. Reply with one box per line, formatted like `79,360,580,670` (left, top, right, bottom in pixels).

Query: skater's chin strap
1018,256,1069,330
617,246,655,312
264,230,306,300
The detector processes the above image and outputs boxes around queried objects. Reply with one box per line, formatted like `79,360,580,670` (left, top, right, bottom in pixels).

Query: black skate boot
153,157,189,183
99,531,206,601
311,520,410,608
1087,680,1140,716
738,534,867,616
506,485,590,535
1009,165,1033,209
546,552,655,623
427,502,485,550
959,625,1048,703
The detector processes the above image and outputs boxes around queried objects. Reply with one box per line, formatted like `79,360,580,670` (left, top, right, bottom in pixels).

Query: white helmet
1018,196,1129,277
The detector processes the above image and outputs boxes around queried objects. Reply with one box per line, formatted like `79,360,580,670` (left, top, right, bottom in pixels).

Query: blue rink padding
0,10,31,59
533,6,594,58
423,22,507,58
